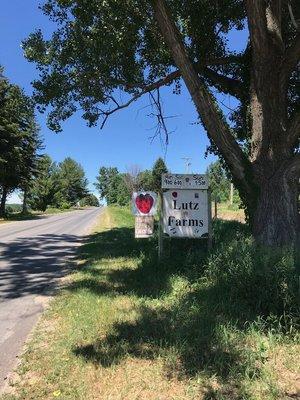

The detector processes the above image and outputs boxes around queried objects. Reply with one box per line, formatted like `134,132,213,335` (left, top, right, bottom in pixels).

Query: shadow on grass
3,212,43,221
71,218,296,397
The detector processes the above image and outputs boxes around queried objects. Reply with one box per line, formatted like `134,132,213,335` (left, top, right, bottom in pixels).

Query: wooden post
230,183,234,206
208,189,213,250
158,191,163,260
214,197,217,219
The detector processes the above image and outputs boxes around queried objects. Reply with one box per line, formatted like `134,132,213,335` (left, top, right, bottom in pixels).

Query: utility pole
181,157,192,173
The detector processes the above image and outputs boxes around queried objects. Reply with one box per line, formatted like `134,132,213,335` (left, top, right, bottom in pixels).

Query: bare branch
99,70,180,129
148,90,170,145
108,96,120,107
123,164,142,193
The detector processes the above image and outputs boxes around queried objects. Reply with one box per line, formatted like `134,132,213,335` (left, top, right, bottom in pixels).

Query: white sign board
132,192,158,216
162,174,208,190
135,216,154,238
163,189,209,238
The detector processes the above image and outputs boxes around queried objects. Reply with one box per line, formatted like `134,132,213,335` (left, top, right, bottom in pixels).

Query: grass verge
0,207,88,224
2,206,299,400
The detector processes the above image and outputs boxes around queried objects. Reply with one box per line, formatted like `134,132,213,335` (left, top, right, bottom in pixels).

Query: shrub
5,203,22,213
59,201,71,210
204,230,299,331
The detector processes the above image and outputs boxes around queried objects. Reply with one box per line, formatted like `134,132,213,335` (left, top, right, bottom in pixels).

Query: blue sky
0,1,247,203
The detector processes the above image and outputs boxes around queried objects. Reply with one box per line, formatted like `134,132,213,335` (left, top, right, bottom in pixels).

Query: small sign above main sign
162,174,208,190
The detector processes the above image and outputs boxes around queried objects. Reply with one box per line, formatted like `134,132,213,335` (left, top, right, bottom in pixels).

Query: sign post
158,192,163,260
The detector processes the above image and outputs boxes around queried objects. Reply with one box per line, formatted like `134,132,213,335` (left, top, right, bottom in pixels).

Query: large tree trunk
152,0,300,247
0,187,8,218
252,170,299,246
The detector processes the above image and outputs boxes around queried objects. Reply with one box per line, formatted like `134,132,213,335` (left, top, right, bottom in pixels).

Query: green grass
2,206,299,400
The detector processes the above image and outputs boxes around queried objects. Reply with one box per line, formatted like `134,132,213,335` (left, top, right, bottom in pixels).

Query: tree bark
252,168,299,247
246,1,300,246
0,187,8,218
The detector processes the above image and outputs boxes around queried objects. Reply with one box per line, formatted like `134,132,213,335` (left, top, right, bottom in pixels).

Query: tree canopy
207,161,230,204
53,157,88,207
152,157,168,193
23,0,300,246
27,155,89,211
27,154,57,211
95,158,168,205
79,193,100,207
0,67,42,216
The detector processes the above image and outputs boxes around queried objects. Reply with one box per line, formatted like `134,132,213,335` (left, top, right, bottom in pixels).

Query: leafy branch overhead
23,0,300,246
22,1,250,131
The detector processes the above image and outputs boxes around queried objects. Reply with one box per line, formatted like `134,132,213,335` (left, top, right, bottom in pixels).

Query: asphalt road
0,207,102,391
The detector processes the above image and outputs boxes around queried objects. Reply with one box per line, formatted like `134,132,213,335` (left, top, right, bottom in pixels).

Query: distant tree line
95,158,168,206
0,68,98,216
27,155,97,211
0,67,41,216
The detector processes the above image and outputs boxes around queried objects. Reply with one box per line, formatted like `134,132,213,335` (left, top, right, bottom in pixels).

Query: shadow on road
0,234,84,299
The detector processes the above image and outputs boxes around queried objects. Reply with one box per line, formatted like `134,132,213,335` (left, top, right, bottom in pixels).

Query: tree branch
151,0,254,199
124,69,180,92
202,67,244,99
245,0,269,57
148,89,171,145
100,56,245,128
287,110,300,150
100,70,180,128
126,55,244,94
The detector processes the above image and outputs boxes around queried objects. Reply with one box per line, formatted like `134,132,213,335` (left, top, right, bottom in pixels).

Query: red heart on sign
135,194,154,214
